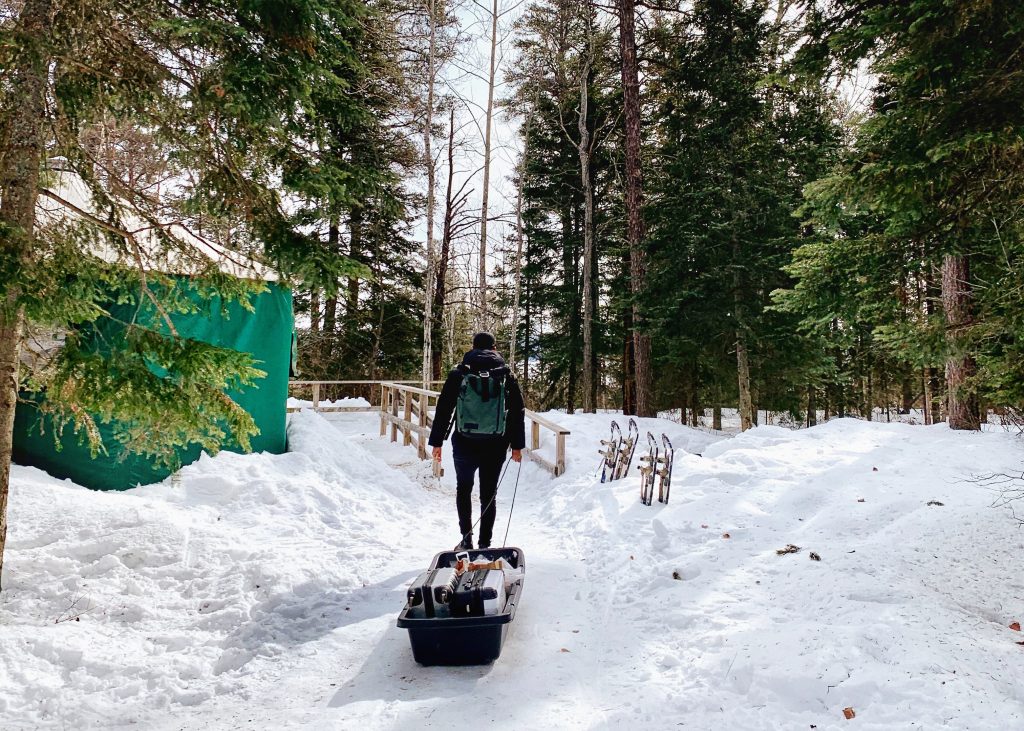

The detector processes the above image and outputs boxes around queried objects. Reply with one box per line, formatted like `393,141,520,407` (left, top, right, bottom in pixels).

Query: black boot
456,534,474,550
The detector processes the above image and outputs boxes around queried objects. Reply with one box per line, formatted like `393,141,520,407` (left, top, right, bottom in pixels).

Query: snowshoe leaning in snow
638,431,659,506
614,418,639,480
429,332,526,550
658,434,674,504
599,420,623,482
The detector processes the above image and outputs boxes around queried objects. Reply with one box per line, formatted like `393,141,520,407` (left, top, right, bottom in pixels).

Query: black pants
452,431,509,547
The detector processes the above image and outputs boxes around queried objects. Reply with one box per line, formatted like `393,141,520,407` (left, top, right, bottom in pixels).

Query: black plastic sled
397,547,526,666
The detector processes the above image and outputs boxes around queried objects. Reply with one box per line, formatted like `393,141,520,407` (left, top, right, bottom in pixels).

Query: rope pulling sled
397,457,526,666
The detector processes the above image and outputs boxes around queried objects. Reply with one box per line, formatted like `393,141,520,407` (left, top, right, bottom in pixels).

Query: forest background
2,0,1023,578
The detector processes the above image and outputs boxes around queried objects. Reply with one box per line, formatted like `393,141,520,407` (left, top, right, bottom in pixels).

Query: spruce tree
788,0,1024,429
0,0,376,585
646,0,839,429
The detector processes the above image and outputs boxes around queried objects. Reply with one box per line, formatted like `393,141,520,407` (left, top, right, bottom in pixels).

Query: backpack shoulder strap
446,366,471,439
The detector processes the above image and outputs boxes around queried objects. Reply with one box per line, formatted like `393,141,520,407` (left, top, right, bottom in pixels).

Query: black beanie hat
472,331,496,350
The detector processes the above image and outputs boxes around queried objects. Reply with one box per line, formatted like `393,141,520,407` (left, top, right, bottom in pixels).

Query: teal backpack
456,367,507,437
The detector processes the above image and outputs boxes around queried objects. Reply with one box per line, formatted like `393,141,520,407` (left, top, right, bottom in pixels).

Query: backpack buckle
479,370,490,377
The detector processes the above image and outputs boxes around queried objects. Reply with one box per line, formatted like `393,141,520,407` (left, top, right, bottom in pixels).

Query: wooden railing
378,382,441,463
288,380,443,412
289,379,571,477
376,381,570,478
524,409,570,476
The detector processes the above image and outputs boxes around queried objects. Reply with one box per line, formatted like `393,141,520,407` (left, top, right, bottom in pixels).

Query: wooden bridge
289,380,570,477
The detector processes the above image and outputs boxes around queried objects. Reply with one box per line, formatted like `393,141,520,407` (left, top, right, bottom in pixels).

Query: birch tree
476,0,500,329
421,0,440,383
577,7,597,413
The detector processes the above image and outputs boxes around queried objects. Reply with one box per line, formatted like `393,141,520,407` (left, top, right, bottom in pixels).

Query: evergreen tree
646,0,839,429
784,0,1024,428
288,0,421,384
0,0,377,584
505,0,620,411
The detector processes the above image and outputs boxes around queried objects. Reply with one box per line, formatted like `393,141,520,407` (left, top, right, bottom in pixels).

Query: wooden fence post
418,392,428,458
312,383,320,412
379,384,388,436
403,390,413,445
391,385,399,442
531,420,540,451
555,432,566,476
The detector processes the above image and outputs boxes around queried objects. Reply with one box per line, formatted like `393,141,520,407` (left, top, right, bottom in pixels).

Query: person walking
429,332,526,549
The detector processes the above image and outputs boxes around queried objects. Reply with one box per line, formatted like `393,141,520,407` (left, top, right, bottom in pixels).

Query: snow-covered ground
286,396,371,410
3,411,1024,729
661,407,1013,432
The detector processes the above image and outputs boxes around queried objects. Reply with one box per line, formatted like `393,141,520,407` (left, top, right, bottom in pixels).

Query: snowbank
287,396,371,410
0,411,431,728
2,411,1024,729
523,417,1024,729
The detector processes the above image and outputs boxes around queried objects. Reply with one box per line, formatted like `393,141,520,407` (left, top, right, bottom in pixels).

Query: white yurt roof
36,166,279,282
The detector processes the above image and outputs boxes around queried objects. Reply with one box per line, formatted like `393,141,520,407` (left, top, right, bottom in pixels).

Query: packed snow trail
2,411,1024,729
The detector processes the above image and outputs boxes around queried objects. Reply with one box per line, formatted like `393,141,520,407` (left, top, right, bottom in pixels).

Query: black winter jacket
428,349,526,450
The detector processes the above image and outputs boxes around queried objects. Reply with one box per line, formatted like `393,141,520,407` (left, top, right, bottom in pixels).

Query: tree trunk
930,370,942,423
807,385,817,427
0,0,55,589
835,343,846,418
881,370,889,421
689,388,700,427
322,219,340,366
621,251,636,415
733,240,753,431
863,360,872,421
523,251,532,393
617,0,653,417
369,257,385,383
347,208,362,319
0,309,24,590
477,0,499,329
713,403,722,431
578,23,596,413
310,289,321,334
567,204,581,415
922,367,932,425
736,325,753,431
510,139,527,379
421,0,439,384
942,254,980,430
923,265,942,424
900,371,914,414
563,202,578,415
432,108,458,381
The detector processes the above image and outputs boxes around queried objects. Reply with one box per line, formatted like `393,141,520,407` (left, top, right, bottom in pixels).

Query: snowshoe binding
638,431,659,506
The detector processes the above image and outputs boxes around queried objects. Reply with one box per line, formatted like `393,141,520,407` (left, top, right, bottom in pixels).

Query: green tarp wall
13,281,294,491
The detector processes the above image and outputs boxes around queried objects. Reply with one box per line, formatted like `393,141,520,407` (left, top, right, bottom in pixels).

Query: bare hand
432,446,442,462
511,449,522,463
